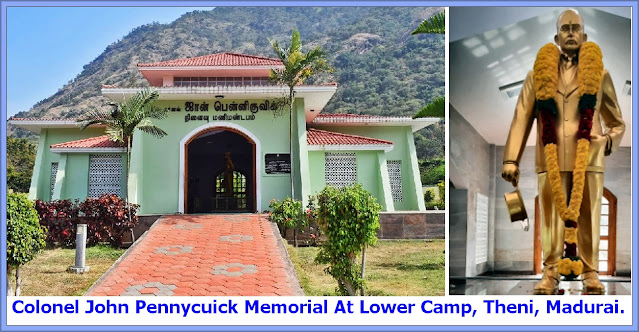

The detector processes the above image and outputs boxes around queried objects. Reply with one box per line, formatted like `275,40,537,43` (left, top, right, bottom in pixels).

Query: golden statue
502,9,625,295
222,152,235,197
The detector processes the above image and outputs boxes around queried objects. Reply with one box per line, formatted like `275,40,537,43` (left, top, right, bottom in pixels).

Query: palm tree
412,11,445,119
269,28,332,200
412,11,445,35
78,88,168,228
413,96,445,119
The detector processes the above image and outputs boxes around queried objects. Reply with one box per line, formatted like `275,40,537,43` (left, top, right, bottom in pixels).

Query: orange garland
533,42,603,277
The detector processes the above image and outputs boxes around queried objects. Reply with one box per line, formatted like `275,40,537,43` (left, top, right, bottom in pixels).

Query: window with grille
215,171,247,209
325,152,357,189
174,77,270,87
88,154,122,198
50,162,59,199
387,160,403,202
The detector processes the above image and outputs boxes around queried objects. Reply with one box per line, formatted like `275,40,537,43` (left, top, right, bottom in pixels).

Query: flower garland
533,42,603,278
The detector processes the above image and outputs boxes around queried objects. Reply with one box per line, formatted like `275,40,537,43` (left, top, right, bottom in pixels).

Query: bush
7,192,46,295
437,180,446,206
421,163,445,185
424,189,435,203
315,184,381,295
269,198,305,232
34,194,139,248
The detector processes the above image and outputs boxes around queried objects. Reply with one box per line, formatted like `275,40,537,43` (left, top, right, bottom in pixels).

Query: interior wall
450,105,492,277
602,147,631,276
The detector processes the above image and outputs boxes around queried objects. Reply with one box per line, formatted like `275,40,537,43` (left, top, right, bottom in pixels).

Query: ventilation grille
387,160,403,202
325,152,357,189
50,162,59,199
88,154,123,198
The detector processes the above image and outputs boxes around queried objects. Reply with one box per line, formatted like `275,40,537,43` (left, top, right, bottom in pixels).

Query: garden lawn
287,239,445,296
7,245,125,296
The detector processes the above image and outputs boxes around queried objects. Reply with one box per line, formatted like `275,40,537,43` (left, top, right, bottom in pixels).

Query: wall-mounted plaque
265,154,291,174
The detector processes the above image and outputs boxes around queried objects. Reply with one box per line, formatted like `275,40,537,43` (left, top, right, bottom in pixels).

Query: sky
6,6,216,118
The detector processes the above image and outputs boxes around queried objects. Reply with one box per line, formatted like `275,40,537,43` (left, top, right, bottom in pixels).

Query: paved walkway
86,214,302,296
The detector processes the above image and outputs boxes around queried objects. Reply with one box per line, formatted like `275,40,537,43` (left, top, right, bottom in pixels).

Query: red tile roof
307,128,392,146
137,52,283,68
50,135,125,149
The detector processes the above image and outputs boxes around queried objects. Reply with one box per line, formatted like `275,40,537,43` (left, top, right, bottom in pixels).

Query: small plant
424,189,435,203
304,196,322,246
437,180,446,210
269,197,307,246
7,192,46,296
315,184,381,296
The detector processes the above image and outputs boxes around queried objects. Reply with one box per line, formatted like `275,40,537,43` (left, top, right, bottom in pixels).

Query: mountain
9,7,443,132
7,7,445,184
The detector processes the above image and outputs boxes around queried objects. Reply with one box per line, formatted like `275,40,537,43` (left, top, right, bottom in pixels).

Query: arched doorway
184,127,256,213
533,188,617,275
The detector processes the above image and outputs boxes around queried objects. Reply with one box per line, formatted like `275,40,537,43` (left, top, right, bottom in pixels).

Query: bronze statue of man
502,9,625,295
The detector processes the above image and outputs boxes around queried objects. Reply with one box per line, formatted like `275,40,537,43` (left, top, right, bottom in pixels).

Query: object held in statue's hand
504,188,529,231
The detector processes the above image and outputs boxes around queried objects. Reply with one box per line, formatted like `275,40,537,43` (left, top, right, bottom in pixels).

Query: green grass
7,245,125,296
287,240,445,296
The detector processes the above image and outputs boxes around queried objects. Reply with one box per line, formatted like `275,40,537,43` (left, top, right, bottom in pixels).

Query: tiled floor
450,276,631,295
86,214,302,296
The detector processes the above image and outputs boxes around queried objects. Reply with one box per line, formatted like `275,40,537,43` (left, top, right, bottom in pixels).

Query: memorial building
10,52,438,215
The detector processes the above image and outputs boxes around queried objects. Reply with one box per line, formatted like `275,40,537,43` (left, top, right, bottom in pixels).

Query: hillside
7,7,445,183
9,7,443,129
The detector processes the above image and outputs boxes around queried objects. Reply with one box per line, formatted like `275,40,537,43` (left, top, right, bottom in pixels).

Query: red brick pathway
86,214,302,296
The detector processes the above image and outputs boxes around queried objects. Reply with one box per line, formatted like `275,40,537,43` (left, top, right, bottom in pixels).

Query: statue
222,152,235,197
501,9,625,295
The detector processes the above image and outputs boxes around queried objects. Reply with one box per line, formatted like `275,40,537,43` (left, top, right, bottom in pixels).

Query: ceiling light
499,80,524,99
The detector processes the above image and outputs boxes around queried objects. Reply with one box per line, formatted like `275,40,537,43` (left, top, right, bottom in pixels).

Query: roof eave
8,120,91,133
50,147,126,154
307,144,393,152
137,65,284,71
310,117,440,132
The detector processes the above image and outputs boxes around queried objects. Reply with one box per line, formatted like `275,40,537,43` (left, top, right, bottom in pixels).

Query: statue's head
554,9,587,56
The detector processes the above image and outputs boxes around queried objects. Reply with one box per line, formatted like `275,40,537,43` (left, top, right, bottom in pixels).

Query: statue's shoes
534,272,559,295
582,271,606,295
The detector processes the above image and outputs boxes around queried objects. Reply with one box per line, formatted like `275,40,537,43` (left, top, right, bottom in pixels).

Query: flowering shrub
34,194,139,248
269,197,307,246
268,196,323,247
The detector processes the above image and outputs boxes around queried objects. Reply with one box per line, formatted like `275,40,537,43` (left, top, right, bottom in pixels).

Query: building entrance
185,128,255,213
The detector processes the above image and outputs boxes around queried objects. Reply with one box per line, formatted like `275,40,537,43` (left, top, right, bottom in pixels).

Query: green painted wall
33,127,107,201
310,126,424,211
356,151,380,200
32,100,425,213
308,151,326,194
307,150,387,210
134,99,292,214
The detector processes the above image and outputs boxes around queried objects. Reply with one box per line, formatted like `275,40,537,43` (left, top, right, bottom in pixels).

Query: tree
412,11,445,35
7,137,36,193
315,184,381,295
413,96,445,119
78,88,168,224
269,28,332,200
412,11,445,119
7,192,46,296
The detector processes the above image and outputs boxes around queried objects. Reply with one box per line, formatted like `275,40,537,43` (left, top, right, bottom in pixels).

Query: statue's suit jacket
504,68,625,173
